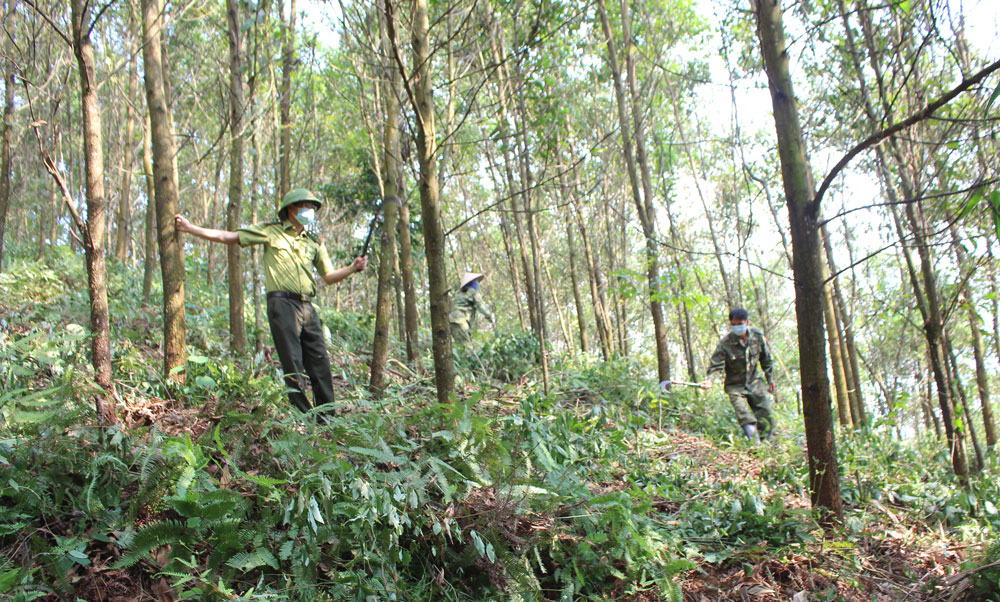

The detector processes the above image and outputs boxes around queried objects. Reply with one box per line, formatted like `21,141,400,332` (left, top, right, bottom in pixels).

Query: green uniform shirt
237,220,334,297
706,326,774,393
449,288,493,328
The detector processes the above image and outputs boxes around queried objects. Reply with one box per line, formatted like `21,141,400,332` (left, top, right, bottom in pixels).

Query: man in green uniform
701,307,776,441
449,272,494,346
174,188,367,416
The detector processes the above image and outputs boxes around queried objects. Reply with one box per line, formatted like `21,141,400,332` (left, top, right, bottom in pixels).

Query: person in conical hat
174,188,367,419
449,272,494,345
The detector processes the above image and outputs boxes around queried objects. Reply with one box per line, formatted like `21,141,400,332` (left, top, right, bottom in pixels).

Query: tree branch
813,57,1000,210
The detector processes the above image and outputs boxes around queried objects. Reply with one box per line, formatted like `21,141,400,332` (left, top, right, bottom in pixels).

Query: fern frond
112,520,189,570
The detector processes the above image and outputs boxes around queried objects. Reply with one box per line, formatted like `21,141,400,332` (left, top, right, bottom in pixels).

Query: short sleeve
314,242,335,276
237,223,271,248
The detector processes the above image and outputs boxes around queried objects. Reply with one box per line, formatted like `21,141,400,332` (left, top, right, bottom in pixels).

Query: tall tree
370,196,400,396
752,0,842,518
278,0,296,198
0,29,12,273
114,9,139,264
596,0,670,382
386,0,455,402
225,0,247,353
142,0,186,382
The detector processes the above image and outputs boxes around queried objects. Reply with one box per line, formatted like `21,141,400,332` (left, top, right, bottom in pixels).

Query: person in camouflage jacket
701,307,776,442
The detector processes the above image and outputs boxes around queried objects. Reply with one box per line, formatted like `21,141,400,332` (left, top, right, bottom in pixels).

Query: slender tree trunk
398,0,454,401
115,12,139,264
943,328,985,471
0,54,12,273
226,0,247,353
888,195,967,481
370,196,400,396
821,223,865,426
573,195,613,360
566,222,589,353
821,260,851,427
278,0,296,197
142,0,186,382
948,222,996,448
69,0,115,422
753,0,842,518
597,0,670,381
141,113,156,303
382,6,418,367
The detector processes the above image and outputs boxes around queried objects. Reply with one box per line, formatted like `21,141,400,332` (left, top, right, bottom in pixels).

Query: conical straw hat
459,272,485,289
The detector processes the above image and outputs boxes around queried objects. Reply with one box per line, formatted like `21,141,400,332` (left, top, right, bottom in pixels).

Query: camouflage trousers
450,320,472,346
726,388,774,439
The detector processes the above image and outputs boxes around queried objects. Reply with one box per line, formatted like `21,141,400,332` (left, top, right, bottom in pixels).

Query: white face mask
296,207,316,226
730,324,748,336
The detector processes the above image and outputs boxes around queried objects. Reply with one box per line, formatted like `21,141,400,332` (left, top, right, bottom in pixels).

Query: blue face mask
296,207,316,226
730,324,748,336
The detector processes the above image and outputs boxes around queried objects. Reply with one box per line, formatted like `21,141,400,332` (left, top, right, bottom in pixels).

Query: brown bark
141,114,156,303
566,222,589,353
392,0,455,401
370,197,400,396
142,0,187,382
888,195,967,482
115,11,139,264
0,54,12,273
821,256,851,428
68,0,116,422
753,0,842,518
948,222,996,448
943,328,985,471
226,0,246,353
596,0,669,381
822,224,866,426
278,0,296,197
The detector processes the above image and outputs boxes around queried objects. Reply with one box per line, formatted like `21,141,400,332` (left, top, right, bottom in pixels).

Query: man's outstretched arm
174,214,239,245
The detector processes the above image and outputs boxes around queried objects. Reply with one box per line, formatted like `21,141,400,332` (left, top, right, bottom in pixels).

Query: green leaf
987,81,1000,112
195,375,217,390
898,0,911,13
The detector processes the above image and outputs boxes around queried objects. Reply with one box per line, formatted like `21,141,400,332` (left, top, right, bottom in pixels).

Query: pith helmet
277,188,322,217
460,272,485,289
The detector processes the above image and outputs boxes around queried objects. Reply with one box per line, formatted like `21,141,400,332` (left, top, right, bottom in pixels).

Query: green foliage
479,329,541,382
968,540,1000,601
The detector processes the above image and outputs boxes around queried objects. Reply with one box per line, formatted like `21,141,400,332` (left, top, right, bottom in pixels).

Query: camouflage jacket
449,288,493,327
706,327,774,393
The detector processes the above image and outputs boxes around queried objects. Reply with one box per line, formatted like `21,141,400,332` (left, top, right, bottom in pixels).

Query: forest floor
101,395,977,602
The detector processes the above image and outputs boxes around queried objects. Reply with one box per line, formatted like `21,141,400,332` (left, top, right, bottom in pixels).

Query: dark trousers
266,296,336,414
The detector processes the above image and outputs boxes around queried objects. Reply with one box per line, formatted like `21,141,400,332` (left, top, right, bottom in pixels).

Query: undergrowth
1,252,997,601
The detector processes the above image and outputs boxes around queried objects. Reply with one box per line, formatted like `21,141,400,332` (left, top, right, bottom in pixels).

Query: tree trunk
370,197,400,396
948,222,996,448
141,114,156,303
381,6,418,367
142,0,186,382
226,0,246,353
566,222,589,353
943,328,985,471
0,54,12,273
404,0,454,402
821,223,865,426
596,0,669,381
278,0,296,197
115,12,139,264
822,259,851,427
888,194,967,482
753,0,842,518
70,0,115,422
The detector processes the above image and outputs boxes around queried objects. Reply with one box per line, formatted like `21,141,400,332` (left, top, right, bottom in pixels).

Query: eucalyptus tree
0,19,11,273
225,0,247,353
142,0,186,382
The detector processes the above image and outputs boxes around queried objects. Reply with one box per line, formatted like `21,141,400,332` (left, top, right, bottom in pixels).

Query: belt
267,291,311,302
